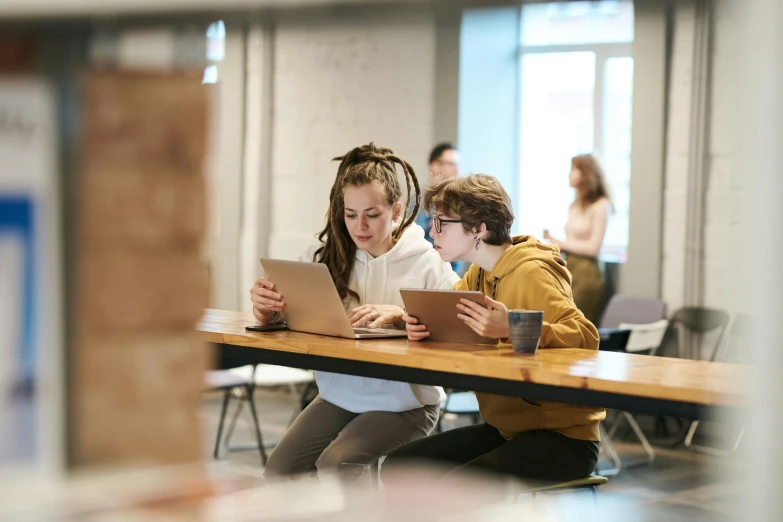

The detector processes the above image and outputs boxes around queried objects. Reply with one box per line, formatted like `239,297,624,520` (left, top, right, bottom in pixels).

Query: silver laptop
259,259,408,340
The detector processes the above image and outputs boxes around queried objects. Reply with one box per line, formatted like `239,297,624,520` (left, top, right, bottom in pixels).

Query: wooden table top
197,309,750,409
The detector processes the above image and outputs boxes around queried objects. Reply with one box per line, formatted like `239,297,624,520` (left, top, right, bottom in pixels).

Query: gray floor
201,387,742,521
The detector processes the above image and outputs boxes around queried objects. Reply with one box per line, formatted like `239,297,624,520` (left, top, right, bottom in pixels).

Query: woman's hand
403,313,431,341
457,296,510,339
543,229,562,245
348,304,405,329
250,277,285,322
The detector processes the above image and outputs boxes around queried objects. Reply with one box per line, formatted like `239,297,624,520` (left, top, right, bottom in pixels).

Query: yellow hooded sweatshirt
454,235,606,441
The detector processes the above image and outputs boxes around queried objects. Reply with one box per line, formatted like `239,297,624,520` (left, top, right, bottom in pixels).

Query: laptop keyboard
353,328,399,335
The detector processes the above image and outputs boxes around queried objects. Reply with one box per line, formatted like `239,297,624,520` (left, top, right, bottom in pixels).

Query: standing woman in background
544,154,611,325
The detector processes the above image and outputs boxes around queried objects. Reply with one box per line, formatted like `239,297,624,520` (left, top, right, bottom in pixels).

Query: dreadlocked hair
314,142,422,302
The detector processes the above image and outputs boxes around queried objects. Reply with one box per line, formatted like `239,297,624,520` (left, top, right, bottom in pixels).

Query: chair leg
668,419,691,449
601,413,654,469
624,412,656,464
607,410,625,439
685,421,746,456
590,485,598,506
244,385,268,465
597,423,623,476
223,388,247,450
684,420,700,448
213,388,232,459
653,415,670,437
369,460,380,489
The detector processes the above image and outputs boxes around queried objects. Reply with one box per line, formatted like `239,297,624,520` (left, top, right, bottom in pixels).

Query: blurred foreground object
72,70,210,467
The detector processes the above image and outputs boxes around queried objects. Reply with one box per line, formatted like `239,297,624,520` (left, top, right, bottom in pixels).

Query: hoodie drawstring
381,256,388,303
476,268,500,305
363,251,369,305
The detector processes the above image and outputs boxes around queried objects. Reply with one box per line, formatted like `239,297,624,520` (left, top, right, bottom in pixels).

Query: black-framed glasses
432,216,463,233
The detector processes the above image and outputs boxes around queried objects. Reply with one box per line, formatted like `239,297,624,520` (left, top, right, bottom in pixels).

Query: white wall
662,0,749,315
207,28,246,310
740,0,783,518
268,9,436,260
619,0,668,299
661,1,698,312
702,0,749,312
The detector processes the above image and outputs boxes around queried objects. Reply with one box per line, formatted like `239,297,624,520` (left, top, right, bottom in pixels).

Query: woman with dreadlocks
250,142,459,483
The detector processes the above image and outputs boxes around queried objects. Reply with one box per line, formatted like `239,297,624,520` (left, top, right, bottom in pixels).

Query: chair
621,319,670,356
595,330,631,476
664,307,731,448
597,328,632,352
600,320,670,473
670,307,731,361
436,390,481,433
221,364,315,454
204,369,267,465
599,295,667,329
684,314,745,455
598,296,669,457
514,475,608,505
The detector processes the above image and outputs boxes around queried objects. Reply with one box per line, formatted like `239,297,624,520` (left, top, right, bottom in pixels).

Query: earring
474,237,480,250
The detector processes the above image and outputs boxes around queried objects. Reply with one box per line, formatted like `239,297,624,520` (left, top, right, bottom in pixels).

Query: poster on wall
0,78,62,473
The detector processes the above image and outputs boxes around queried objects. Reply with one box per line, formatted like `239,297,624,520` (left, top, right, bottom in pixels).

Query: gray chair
662,307,731,448
221,364,314,456
204,369,267,465
684,313,744,455
514,475,608,506
596,295,666,476
602,319,670,473
599,295,667,329
670,307,731,361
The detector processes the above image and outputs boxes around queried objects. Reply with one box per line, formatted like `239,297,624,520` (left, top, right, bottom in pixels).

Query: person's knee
264,450,303,480
378,450,399,483
379,442,419,481
315,441,361,472
315,444,374,483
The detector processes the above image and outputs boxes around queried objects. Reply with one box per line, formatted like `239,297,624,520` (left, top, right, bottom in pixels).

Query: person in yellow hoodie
382,173,605,484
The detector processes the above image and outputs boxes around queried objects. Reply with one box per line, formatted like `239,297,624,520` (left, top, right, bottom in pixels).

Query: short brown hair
423,174,514,246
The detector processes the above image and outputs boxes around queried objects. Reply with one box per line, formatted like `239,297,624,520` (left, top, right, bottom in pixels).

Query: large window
517,0,633,262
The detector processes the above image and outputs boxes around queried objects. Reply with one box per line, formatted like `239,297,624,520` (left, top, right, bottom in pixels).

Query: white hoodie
296,223,459,413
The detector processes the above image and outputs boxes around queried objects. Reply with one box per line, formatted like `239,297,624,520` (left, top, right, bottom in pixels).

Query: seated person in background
415,142,462,273
382,174,604,485
250,142,459,484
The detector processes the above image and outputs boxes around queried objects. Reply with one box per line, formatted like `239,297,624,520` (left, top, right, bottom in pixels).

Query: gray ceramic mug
508,309,544,354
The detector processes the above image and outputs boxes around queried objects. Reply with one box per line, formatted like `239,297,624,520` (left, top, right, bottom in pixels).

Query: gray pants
265,395,440,483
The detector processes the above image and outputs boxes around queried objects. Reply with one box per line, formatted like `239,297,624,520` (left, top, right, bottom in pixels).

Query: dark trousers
381,423,599,483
